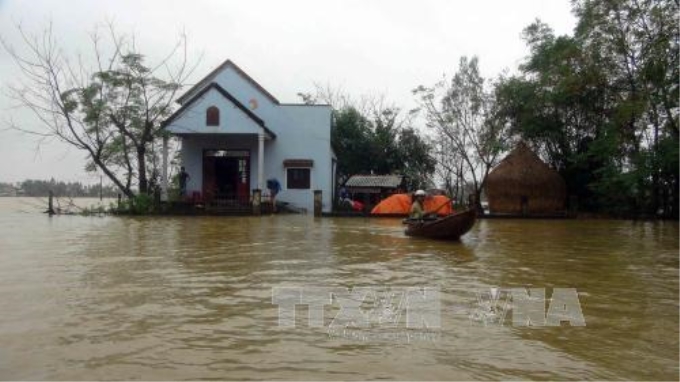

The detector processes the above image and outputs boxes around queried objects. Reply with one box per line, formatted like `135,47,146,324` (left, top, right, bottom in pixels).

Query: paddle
424,197,452,217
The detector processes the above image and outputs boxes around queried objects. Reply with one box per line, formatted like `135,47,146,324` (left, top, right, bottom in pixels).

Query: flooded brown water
0,197,678,380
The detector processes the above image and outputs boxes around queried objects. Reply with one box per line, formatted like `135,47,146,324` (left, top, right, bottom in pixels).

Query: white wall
266,106,332,212
167,88,265,135
166,65,333,212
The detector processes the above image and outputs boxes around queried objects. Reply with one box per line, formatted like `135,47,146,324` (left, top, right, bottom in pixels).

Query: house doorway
203,150,250,201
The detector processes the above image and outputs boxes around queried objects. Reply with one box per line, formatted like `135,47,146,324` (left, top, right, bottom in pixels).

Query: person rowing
410,189,427,220
409,189,445,221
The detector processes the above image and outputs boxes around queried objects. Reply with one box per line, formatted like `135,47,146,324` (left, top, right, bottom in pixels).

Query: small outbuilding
485,142,566,215
341,175,406,212
343,175,405,195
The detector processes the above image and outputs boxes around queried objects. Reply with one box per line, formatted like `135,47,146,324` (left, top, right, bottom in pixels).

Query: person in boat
410,189,427,219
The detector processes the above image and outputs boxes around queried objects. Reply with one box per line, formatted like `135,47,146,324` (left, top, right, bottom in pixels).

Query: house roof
162,82,276,138
344,175,404,189
177,59,280,105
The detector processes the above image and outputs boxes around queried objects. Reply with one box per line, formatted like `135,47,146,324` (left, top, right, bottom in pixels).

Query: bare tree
415,56,509,212
431,135,467,203
297,82,383,116
1,21,198,197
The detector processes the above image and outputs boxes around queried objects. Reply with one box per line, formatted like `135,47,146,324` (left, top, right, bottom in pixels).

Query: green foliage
493,0,679,218
397,128,436,190
4,25,189,202
331,106,435,190
80,204,108,216
84,51,182,196
118,193,156,215
332,107,374,179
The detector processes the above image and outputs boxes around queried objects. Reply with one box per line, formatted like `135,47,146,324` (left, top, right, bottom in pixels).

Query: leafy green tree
573,0,678,216
397,127,436,190
331,107,374,182
369,107,403,175
306,86,436,190
494,0,678,217
494,21,611,210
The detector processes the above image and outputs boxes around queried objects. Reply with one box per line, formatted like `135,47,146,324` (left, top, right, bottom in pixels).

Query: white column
257,133,265,190
161,135,169,201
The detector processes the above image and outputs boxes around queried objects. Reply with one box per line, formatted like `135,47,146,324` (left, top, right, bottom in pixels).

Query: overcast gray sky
0,0,576,184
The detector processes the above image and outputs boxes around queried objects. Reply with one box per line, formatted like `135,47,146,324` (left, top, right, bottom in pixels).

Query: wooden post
47,190,55,216
257,133,265,190
117,193,122,211
314,190,322,217
252,189,262,215
161,135,169,202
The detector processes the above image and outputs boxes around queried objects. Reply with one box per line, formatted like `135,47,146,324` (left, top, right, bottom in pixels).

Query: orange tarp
370,194,454,216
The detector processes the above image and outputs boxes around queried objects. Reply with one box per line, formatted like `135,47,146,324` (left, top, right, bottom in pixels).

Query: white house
161,60,334,212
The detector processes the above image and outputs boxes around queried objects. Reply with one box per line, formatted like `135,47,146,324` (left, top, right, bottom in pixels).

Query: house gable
178,59,280,106
163,83,275,138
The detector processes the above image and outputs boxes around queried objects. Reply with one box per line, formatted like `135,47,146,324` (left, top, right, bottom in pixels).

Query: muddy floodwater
0,197,678,380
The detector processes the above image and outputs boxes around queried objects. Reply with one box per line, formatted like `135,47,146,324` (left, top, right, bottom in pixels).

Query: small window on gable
206,106,220,126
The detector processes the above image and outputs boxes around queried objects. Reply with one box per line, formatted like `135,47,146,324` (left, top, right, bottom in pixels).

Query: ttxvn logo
272,286,440,329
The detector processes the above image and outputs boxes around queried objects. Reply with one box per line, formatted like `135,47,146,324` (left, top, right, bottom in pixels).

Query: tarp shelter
370,193,454,216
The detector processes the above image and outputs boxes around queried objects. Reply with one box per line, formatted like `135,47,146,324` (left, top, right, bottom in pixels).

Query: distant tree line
0,179,118,198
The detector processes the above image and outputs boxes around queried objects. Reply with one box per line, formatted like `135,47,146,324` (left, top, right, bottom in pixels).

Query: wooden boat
404,209,476,240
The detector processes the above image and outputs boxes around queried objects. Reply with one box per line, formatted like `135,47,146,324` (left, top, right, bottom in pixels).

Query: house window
287,168,311,189
206,106,220,126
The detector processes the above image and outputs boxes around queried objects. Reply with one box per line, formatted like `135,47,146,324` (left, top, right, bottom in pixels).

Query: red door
202,156,216,201
203,150,250,202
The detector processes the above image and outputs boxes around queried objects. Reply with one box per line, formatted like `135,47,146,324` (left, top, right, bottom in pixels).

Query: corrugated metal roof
344,175,404,189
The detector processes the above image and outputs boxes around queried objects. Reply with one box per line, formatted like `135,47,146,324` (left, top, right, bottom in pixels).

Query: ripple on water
0,204,677,380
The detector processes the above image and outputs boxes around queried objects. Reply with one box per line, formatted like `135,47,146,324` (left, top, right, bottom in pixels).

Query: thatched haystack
486,142,566,215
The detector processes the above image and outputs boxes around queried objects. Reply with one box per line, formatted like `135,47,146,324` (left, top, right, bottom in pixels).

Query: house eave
177,59,280,105
162,82,277,139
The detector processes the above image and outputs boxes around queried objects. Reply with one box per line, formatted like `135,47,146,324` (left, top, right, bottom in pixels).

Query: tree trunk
474,189,484,215
93,156,134,199
651,124,660,215
137,146,148,194
673,174,679,219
